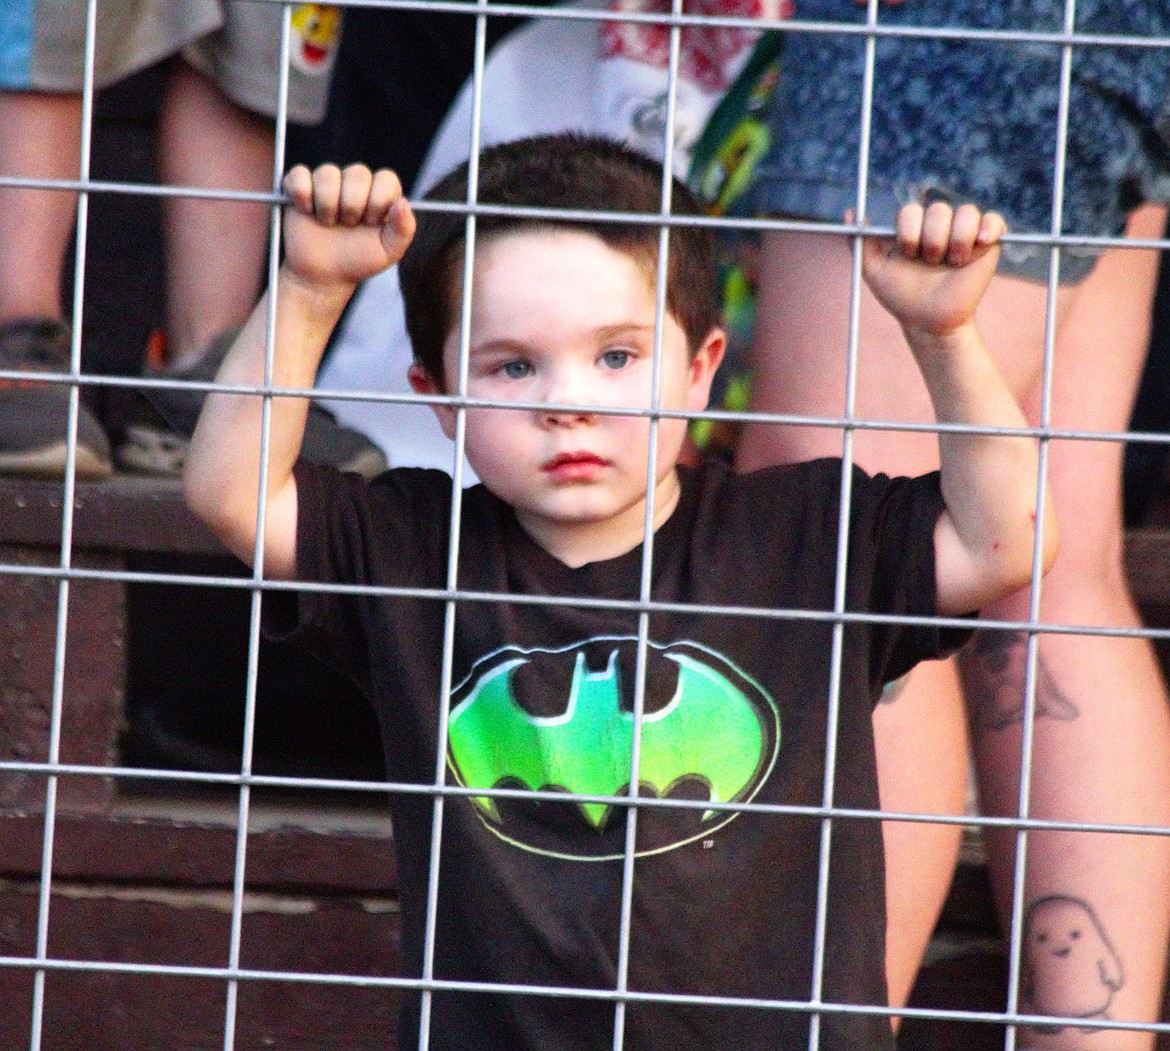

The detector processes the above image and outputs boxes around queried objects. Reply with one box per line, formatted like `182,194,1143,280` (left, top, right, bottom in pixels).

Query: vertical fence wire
999,4,1076,1048
802,2,882,1047
25,0,101,1047
609,5,686,1048
416,4,490,1047
217,6,299,1050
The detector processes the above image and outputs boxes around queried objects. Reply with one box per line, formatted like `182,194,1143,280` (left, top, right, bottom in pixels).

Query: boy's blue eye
501,360,532,379
600,349,631,370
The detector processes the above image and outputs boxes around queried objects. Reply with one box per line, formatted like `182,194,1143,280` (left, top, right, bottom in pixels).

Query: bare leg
962,204,1170,1050
739,226,1066,1014
156,59,273,368
0,91,82,323
873,657,971,1013
0,89,115,478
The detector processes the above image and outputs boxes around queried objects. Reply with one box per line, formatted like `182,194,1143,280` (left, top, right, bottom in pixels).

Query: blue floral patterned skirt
748,0,1170,281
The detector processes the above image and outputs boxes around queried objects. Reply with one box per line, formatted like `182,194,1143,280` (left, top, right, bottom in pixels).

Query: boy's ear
407,363,458,440
685,328,727,412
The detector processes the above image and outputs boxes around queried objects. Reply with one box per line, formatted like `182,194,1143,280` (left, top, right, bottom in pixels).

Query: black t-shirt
274,456,971,1051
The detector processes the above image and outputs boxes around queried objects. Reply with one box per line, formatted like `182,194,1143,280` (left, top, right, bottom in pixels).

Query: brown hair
398,133,719,387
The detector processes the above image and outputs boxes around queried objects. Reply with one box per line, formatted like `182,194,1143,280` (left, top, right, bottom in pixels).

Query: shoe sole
115,423,187,477
0,441,113,480
118,423,388,479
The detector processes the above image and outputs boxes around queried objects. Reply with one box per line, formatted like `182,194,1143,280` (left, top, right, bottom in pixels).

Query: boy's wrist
903,320,980,359
277,266,359,317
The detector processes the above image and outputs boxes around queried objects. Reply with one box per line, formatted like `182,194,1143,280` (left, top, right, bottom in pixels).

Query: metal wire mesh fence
2,1,1170,1049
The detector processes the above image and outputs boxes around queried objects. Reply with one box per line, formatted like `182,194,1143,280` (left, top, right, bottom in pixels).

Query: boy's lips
542,451,608,481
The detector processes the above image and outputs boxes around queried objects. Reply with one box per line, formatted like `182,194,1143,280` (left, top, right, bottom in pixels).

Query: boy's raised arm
183,164,415,579
859,202,1059,615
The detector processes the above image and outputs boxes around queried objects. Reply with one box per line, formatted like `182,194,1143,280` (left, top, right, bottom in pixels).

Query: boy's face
409,229,724,566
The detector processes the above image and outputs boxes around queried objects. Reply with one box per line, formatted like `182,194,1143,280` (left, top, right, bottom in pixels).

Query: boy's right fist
281,163,416,290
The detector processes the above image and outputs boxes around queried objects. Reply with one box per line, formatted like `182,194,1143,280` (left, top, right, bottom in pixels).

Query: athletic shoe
113,331,388,478
0,317,113,479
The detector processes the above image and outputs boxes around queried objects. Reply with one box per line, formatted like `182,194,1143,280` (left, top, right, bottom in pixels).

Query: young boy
184,134,1055,1051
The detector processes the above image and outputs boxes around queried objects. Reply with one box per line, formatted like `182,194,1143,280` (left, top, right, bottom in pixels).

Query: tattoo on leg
1022,894,1124,1034
878,672,910,705
960,630,1079,730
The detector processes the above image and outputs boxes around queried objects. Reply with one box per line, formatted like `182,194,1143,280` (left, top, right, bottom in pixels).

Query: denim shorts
748,0,1170,282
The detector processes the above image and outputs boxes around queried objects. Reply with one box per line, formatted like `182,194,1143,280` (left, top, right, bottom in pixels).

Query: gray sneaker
0,317,113,480
114,331,388,479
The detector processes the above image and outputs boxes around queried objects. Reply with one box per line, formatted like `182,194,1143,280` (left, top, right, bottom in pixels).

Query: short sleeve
848,468,976,691
261,461,455,682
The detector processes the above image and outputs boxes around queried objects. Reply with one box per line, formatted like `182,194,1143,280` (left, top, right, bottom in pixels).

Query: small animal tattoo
1023,895,1123,1032
960,630,1079,730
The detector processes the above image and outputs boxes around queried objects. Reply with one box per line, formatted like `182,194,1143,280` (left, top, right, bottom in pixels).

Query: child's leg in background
0,90,82,322
0,0,219,328
157,1,339,369
156,57,272,369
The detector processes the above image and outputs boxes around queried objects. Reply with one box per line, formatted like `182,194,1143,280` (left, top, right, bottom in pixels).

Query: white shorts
0,0,340,124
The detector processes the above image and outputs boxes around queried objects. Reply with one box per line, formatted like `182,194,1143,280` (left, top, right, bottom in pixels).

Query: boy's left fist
893,200,1006,269
858,201,1007,339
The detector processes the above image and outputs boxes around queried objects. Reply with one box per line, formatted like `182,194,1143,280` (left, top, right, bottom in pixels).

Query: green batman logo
447,638,779,858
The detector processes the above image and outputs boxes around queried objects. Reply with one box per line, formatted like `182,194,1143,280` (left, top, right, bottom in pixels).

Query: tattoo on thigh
960,630,1079,730
1023,894,1124,1033
878,672,910,705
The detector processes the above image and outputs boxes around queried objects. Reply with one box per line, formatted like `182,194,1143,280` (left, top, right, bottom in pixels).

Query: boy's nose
540,400,596,428
538,371,598,427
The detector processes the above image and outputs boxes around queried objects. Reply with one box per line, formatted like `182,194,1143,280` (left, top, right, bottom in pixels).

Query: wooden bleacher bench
0,473,400,1051
4,466,1169,839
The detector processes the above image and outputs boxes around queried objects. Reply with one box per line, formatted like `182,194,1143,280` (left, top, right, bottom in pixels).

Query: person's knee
1039,525,1130,605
